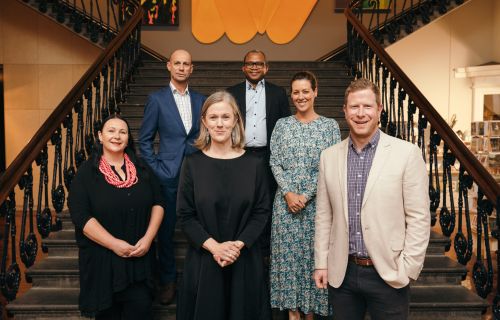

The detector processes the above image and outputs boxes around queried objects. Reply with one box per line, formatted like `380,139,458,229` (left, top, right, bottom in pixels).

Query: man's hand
314,269,328,289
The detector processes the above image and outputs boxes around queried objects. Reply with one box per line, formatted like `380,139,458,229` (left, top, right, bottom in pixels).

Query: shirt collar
170,82,190,95
349,129,381,151
246,79,265,90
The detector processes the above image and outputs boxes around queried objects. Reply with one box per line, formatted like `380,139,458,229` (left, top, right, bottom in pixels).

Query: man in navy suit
138,49,206,305
227,50,291,258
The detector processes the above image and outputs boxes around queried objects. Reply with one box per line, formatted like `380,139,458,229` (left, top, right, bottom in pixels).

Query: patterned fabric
347,129,380,258
269,115,341,316
170,82,192,133
245,79,267,147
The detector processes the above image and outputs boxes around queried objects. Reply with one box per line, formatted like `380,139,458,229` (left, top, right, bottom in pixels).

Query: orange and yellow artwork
141,0,179,26
192,0,318,44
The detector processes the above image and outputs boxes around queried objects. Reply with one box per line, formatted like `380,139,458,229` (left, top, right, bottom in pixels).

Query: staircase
16,0,119,48
6,55,488,319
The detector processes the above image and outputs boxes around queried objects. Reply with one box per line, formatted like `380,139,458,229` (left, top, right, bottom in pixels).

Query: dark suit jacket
227,80,291,147
138,86,206,189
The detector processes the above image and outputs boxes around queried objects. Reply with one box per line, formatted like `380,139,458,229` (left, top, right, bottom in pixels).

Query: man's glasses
244,61,266,69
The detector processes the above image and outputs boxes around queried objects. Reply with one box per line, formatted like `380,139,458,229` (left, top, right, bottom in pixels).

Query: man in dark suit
227,49,291,257
138,49,206,305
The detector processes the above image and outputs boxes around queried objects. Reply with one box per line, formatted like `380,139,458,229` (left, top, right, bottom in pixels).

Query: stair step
26,256,186,288
139,61,348,69
124,94,345,105
133,69,352,79
42,228,189,258
415,256,466,286
119,104,347,120
6,287,176,320
7,285,486,320
408,285,488,320
426,231,451,255
130,78,350,89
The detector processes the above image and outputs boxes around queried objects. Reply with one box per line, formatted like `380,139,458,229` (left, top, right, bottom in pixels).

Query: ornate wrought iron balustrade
352,0,466,44
22,0,131,46
345,3,500,318
0,0,142,302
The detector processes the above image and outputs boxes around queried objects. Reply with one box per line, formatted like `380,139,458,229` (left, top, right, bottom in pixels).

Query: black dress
176,151,272,320
68,159,166,317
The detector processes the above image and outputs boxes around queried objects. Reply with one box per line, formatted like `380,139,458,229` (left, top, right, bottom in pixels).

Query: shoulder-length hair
91,114,141,169
194,91,245,150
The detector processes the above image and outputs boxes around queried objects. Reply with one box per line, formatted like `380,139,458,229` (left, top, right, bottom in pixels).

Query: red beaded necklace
98,153,138,188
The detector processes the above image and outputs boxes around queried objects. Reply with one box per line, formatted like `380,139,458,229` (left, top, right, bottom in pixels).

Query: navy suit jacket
227,80,291,147
138,86,206,188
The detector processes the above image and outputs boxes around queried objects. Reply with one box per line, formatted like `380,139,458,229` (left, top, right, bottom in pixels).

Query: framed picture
335,0,390,13
141,0,178,27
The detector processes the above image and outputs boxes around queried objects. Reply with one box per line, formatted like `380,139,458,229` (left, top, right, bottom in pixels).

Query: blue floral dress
269,115,341,316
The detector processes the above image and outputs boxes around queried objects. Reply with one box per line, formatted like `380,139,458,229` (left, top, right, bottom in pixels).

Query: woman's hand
213,241,245,267
285,192,307,213
203,238,241,267
110,238,136,258
129,235,154,257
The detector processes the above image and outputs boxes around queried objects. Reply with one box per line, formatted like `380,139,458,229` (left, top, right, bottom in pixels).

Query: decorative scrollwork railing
353,0,466,44
0,0,142,302
319,0,468,61
345,2,500,317
23,0,130,46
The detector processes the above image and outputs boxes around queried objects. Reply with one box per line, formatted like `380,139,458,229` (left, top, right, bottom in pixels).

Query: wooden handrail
0,2,143,204
141,44,168,62
345,7,500,203
316,43,347,62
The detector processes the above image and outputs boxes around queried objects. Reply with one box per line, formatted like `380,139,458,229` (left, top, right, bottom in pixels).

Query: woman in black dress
68,114,165,319
177,91,272,320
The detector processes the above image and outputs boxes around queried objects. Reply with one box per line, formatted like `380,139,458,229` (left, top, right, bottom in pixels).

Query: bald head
167,49,194,89
169,49,192,63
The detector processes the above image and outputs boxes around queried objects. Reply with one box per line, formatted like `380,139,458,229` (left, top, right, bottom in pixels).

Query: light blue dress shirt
245,80,267,147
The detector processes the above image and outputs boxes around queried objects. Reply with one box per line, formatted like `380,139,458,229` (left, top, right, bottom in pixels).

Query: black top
68,158,166,316
176,151,272,320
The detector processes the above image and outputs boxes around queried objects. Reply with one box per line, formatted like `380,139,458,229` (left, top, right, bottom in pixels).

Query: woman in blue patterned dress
269,71,341,320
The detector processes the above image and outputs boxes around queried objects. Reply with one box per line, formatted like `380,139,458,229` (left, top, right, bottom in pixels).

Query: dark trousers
95,282,153,320
328,261,410,320
158,184,177,284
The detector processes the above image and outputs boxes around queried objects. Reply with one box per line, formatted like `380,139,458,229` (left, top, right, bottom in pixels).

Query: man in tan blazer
313,78,430,319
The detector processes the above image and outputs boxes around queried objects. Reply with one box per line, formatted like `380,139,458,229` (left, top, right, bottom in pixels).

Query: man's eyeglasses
244,61,266,69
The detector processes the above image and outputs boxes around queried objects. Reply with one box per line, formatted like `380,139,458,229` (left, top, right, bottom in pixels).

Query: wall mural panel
192,0,317,44
141,0,178,26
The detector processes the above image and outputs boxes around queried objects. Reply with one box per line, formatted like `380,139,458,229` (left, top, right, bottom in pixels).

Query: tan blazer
314,131,430,289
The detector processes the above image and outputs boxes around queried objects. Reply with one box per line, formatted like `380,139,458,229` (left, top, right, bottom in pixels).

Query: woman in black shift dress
68,114,165,319
176,91,272,320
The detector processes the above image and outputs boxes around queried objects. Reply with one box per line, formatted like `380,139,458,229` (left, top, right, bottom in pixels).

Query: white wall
141,0,347,61
386,0,495,135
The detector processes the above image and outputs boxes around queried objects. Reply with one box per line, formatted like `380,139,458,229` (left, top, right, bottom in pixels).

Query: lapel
338,139,349,224
362,132,391,208
164,87,187,135
264,81,272,131
188,93,200,136
237,82,247,126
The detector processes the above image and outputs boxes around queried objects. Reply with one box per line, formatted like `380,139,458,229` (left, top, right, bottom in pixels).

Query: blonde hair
194,91,246,150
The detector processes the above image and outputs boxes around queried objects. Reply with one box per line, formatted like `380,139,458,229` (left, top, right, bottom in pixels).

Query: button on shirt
170,82,192,133
245,80,267,147
347,129,380,257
